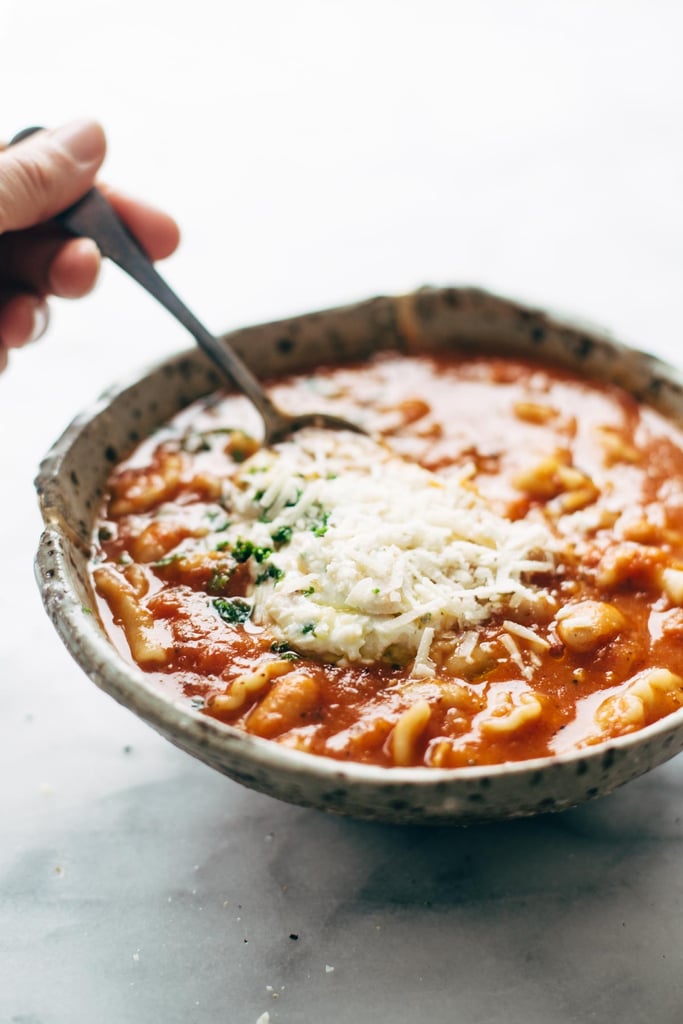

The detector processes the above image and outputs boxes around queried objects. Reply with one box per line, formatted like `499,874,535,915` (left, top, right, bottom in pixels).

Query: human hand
0,120,180,372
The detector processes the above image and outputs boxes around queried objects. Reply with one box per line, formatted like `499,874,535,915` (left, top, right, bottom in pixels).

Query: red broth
91,354,683,767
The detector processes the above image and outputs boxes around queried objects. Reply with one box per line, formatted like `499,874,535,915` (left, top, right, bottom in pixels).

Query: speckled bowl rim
34,286,683,822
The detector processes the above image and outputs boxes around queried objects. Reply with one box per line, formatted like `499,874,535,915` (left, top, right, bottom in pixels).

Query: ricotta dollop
220,430,555,669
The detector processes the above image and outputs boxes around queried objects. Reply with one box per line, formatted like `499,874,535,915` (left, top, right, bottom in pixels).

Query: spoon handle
10,127,282,426
61,187,269,400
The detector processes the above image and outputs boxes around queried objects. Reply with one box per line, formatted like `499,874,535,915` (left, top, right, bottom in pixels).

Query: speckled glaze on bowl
35,287,683,824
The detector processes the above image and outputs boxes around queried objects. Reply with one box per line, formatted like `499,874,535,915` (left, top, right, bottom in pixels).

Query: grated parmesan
502,619,550,652
216,430,555,668
499,631,532,680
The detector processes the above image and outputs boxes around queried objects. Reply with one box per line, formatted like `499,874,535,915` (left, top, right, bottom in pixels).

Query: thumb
0,120,106,234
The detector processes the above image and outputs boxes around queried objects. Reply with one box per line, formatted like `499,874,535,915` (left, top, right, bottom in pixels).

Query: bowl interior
34,287,683,823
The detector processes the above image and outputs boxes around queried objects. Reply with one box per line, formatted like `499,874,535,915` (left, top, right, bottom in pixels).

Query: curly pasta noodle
209,659,294,714
390,700,432,766
93,565,170,666
480,691,544,736
91,352,683,766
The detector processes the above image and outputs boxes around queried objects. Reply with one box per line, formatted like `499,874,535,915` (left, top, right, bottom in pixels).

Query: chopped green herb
206,509,231,531
182,427,240,454
254,489,265,501
301,621,317,635
310,509,330,537
372,587,380,595
285,487,303,508
231,538,255,563
302,585,315,597
212,597,252,624
208,568,234,594
270,640,300,661
154,552,185,567
182,433,211,453
230,538,274,564
81,605,93,615
271,525,293,546
256,563,284,584
215,539,231,552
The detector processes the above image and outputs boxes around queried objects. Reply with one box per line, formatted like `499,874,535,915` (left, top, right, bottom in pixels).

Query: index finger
99,185,180,262
0,130,180,264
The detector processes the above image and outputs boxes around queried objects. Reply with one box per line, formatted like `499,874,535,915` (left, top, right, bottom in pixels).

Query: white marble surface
2,2,683,1021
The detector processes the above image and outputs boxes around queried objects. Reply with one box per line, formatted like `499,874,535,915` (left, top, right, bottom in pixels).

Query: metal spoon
11,126,363,444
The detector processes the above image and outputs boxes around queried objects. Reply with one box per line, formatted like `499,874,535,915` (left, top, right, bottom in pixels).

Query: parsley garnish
182,433,211,453
270,640,300,661
285,487,303,508
310,508,330,537
231,539,255,563
154,552,185,567
271,525,293,546
208,568,234,594
256,564,284,584
212,597,252,624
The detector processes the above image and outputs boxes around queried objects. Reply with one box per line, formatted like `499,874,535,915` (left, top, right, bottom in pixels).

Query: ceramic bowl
35,287,683,824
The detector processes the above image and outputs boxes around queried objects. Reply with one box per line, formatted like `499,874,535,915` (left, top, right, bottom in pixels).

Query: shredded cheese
216,429,555,668
502,619,550,652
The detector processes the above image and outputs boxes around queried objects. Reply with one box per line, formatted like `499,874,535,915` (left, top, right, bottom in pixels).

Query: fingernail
50,119,106,166
28,297,49,343
0,295,49,349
